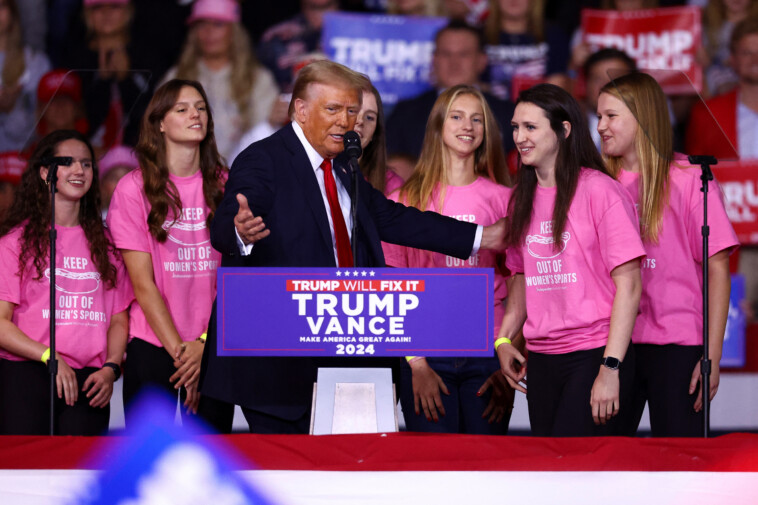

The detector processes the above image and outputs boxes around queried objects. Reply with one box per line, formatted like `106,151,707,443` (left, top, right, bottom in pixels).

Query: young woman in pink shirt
383,85,514,434
497,84,645,436
0,130,132,435
107,80,226,427
597,72,738,437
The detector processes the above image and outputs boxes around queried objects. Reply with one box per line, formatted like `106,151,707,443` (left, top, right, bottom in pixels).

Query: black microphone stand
689,154,717,439
46,162,61,436
348,158,359,266
343,131,362,267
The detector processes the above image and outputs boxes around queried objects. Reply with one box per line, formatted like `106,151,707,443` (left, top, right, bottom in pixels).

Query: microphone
343,131,362,161
41,157,73,185
41,157,73,167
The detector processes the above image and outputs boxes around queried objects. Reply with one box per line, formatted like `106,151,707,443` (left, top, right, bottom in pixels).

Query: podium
217,267,496,434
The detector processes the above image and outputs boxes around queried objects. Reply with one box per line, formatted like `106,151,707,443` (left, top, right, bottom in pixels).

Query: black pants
619,343,704,437
526,346,634,437
124,338,236,433
240,407,310,434
0,359,109,435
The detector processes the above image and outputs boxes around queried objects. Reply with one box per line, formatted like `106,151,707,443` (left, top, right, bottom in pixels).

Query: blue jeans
399,357,511,434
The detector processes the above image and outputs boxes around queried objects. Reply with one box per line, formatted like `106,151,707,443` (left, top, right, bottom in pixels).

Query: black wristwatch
600,356,622,370
103,362,122,381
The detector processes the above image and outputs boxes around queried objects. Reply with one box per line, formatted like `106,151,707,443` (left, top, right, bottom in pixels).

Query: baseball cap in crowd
37,69,82,104
187,0,240,24
83,0,130,6
0,152,27,186
98,145,138,178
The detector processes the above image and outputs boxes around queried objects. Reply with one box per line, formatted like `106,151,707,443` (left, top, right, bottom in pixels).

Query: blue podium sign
217,267,494,357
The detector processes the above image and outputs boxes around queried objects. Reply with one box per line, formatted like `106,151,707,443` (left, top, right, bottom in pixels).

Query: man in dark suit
199,60,506,434
386,20,515,159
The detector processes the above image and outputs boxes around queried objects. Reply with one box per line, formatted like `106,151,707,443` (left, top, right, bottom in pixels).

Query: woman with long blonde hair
162,0,278,161
597,72,738,436
383,85,513,434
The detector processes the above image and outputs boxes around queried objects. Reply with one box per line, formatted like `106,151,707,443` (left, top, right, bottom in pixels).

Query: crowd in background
0,0,756,436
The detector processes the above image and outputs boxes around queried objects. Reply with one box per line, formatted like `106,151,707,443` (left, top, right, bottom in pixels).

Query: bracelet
197,332,207,343
494,337,512,350
406,356,423,365
40,347,51,364
102,362,121,381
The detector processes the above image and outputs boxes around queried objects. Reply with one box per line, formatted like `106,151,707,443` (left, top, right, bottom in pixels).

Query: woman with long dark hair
597,72,737,436
0,130,131,435
383,84,513,433
497,83,644,436
107,79,225,425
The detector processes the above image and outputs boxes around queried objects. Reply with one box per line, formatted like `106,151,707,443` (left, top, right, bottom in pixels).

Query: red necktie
320,158,354,267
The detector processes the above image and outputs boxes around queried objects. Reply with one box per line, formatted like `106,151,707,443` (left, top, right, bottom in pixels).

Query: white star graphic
369,271,376,277
343,271,350,277
336,271,342,277
352,270,359,276
361,271,367,277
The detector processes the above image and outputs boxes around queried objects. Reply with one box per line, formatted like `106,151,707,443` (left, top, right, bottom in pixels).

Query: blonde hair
485,0,545,44
1,0,25,88
600,72,671,243
174,23,261,131
400,85,510,212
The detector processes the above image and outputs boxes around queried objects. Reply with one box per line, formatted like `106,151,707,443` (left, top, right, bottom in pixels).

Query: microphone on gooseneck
343,131,362,172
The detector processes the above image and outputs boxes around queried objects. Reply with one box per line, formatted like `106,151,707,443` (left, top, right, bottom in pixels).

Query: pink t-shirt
506,169,646,354
385,170,404,196
0,225,133,368
382,177,511,337
617,164,738,346
107,169,221,347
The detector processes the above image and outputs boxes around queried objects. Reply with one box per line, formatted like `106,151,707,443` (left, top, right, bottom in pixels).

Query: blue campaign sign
321,12,447,108
217,267,494,357
722,273,746,368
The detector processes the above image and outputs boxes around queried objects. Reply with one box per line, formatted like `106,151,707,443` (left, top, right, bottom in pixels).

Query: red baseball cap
37,70,82,104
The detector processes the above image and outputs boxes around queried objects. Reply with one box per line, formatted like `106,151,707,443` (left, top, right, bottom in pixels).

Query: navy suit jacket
200,123,478,420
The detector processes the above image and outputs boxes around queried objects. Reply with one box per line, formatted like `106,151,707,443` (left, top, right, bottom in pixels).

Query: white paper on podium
311,368,397,435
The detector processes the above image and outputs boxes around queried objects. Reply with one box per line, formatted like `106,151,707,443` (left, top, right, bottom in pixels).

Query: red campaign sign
581,6,702,94
713,160,758,244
